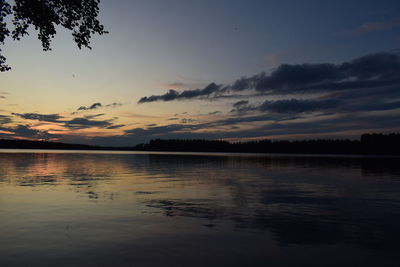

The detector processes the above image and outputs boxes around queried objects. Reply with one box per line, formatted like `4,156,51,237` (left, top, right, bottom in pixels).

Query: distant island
1,133,400,155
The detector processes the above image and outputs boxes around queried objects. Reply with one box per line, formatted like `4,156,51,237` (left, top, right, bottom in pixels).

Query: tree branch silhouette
0,0,107,71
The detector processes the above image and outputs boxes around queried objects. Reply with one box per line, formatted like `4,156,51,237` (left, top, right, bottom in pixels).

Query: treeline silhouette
0,139,100,150
1,133,400,155
0,139,136,151
133,133,400,155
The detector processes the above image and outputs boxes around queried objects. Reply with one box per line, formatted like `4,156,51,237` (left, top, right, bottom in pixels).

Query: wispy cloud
0,115,12,125
73,102,123,114
12,113,63,123
347,18,400,35
164,82,188,88
0,92,8,99
64,117,114,129
10,112,124,132
106,124,126,129
0,124,59,140
105,102,123,108
83,113,105,119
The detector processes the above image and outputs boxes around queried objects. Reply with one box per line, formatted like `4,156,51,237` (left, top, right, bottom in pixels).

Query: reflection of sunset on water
1,151,400,266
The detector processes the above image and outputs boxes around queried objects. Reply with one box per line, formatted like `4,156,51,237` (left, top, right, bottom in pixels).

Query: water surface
0,150,399,266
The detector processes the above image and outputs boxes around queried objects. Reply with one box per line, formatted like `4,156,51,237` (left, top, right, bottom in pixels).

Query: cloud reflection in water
0,151,399,266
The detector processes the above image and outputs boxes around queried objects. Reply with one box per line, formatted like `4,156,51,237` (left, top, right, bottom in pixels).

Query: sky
1,0,400,146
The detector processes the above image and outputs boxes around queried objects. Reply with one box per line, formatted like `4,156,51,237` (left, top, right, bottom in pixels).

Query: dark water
0,150,400,266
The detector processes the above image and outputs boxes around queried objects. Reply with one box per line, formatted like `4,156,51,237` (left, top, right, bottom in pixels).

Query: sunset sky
1,0,400,146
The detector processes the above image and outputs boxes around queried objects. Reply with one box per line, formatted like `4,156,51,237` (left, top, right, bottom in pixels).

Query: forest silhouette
1,133,400,155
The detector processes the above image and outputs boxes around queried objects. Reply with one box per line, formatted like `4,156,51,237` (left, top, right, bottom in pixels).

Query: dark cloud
339,52,400,80
73,102,123,114
0,125,59,140
124,124,200,137
11,112,124,130
255,64,341,91
0,115,12,124
138,83,223,103
208,111,221,115
12,113,63,122
0,96,5,99
138,89,179,103
347,100,400,112
179,83,222,98
11,111,125,132
204,114,278,127
78,103,102,111
106,124,125,129
230,100,256,114
259,99,338,114
122,115,289,143
125,125,175,138
233,100,249,108
232,52,400,94
64,117,113,129
12,125,54,139
138,51,400,102
229,86,400,115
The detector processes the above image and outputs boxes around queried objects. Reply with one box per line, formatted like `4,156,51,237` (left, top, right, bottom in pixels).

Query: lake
0,150,399,266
